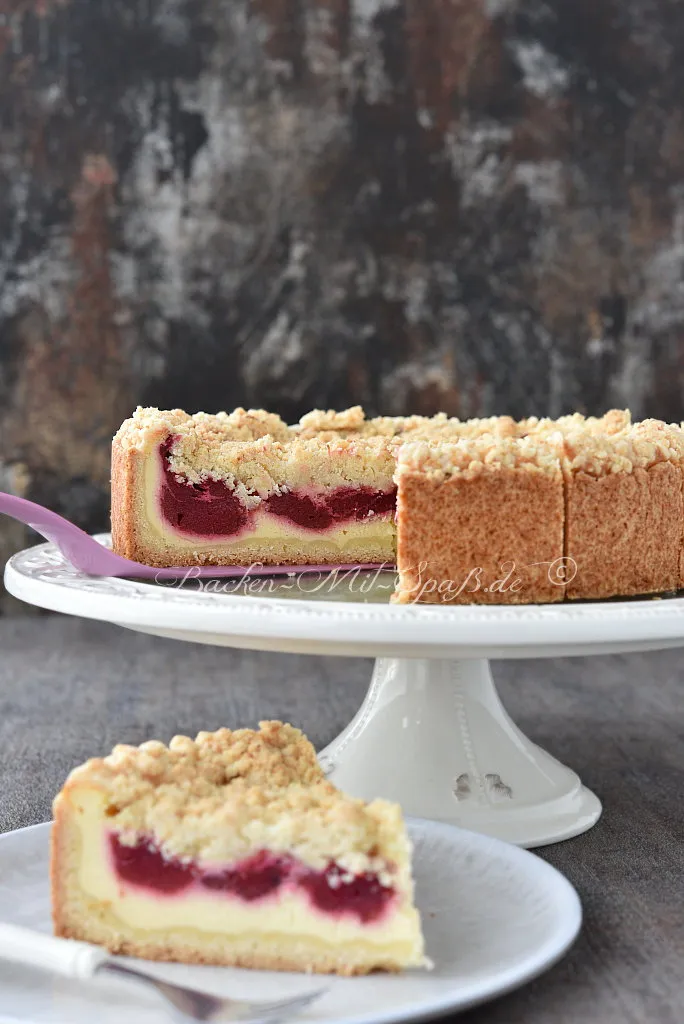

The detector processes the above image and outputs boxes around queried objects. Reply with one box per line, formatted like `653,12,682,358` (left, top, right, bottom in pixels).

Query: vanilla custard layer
143,453,396,555
69,790,423,960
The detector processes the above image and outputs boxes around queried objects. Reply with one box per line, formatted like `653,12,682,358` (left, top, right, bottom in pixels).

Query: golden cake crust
394,438,565,605
561,425,684,599
564,463,681,600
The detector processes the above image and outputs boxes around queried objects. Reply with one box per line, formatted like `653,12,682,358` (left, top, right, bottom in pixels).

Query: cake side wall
395,468,564,605
565,462,682,600
110,439,144,562
50,793,104,946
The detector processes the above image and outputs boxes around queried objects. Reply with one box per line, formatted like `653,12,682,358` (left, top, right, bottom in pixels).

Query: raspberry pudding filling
158,437,397,540
159,439,251,537
263,487,396,532
109,833,396,924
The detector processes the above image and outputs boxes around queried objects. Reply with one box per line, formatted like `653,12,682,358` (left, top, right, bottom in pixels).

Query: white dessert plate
0,819,580,1024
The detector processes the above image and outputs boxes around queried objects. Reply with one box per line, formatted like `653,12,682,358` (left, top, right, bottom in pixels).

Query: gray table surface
0,615,683,1023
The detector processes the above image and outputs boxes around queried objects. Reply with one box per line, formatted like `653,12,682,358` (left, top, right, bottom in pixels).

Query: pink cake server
0,493,388,579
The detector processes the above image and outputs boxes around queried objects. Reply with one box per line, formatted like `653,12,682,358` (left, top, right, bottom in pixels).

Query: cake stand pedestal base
318,658,601,848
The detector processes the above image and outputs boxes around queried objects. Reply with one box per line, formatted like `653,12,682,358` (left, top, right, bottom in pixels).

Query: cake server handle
0,923,109,979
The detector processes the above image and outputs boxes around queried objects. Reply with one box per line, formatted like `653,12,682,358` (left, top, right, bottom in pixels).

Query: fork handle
0,923,110,979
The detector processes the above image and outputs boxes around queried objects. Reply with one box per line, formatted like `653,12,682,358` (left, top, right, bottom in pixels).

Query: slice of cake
562,424,684,600
51,722,426,976
112,407,399,567
393,436,565,604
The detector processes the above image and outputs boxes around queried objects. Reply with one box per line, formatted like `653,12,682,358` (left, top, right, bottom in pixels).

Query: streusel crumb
66,721,322,795
395,436,561,482
522,409,631,438
57,722,409,873
297,406,366,432
561,425,683,475
164,434,398,494
114,406,290,450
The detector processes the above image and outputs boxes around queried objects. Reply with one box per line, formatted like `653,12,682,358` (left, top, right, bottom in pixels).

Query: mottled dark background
2,0,684,608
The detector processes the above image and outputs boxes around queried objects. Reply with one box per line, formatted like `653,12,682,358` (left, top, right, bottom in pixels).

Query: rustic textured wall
1,0,684,598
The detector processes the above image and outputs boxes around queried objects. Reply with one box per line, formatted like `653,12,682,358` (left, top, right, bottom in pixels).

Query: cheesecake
112,408,401,567
110,403,684,603
51,722,426,975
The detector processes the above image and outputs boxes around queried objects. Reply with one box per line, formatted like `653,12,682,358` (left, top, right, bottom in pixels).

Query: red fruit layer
159,438,250,537
108,833,395,923
159,437,396,538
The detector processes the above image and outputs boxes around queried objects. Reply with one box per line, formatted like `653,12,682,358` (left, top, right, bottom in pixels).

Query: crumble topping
395,436,562,482
522,409,631,438
297,413,458,440
405,415,519,441
360,415,435,437
164,435,398,497
297,406,366,433
629,419,684,455
295,411,525,442
217,408,290,441
561,424,684,475
117,406,636,453
114,407,192,449
395,417,681,481
58,722,409,875
115,406,290,450
118,405,684,487
68,721,322,792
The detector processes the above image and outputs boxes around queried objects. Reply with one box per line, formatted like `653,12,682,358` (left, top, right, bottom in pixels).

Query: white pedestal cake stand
7,537,684,848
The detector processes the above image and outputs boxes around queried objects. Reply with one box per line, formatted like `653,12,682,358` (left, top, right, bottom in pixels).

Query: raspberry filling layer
109,834,395,923
159,438,396,538
159,438,250,537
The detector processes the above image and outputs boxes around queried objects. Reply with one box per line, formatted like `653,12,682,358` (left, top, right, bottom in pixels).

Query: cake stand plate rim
6,537,684,657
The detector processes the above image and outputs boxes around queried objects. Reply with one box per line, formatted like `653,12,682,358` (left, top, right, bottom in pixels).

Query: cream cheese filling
142,453,397,553
69,790,424,958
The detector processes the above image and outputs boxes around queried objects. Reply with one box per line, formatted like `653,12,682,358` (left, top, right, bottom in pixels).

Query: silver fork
0,923,326,1022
